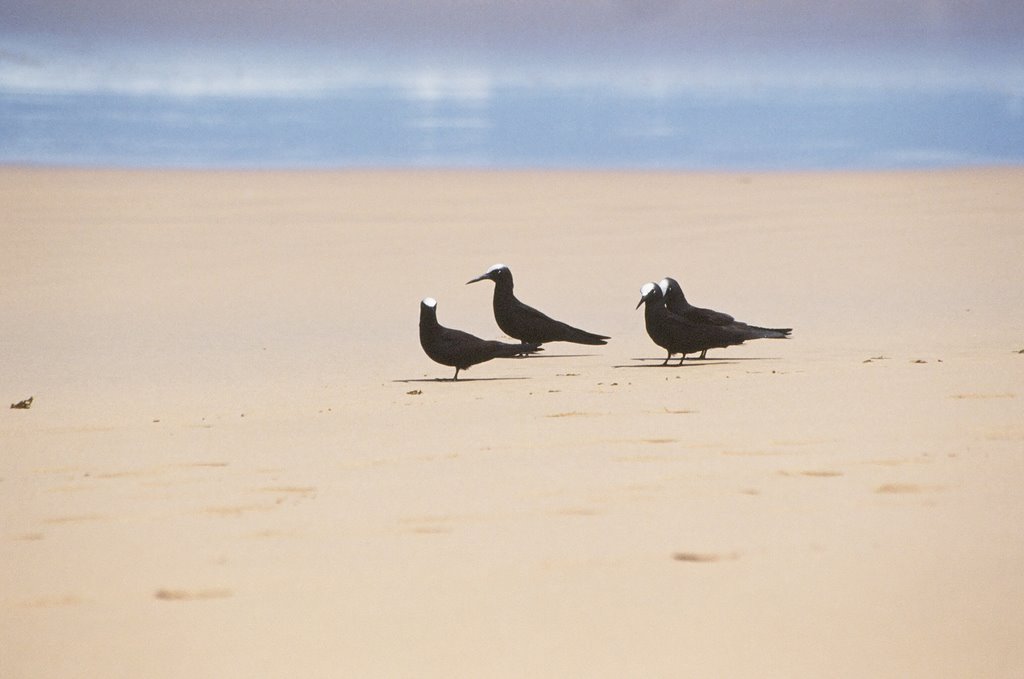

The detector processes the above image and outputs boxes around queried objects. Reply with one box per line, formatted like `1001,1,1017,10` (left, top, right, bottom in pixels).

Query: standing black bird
660,277,791,358
636,282,775,365
466,264,609,346
419,297,542,380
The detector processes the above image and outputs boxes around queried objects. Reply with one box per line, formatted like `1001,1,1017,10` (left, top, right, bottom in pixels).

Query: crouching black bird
419,297,542,380
637,282,776,365
466,264,609,346
660,277,791,358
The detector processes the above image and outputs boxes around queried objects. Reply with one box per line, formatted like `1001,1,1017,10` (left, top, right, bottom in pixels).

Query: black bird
660,277,791,359
466,264,609,346
419,297,542,380
636,282,774,365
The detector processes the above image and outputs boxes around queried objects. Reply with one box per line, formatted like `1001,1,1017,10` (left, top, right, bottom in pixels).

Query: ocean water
2,82,1022,170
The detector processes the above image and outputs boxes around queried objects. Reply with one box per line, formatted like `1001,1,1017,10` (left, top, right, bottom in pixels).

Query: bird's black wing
686,305,735,326
510,298,608,344
436,325,484,346
510,297,560,327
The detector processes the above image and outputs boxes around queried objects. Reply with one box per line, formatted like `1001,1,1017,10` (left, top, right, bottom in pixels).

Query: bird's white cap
658,279,669,294
422,297,437,307
486,263,507,273
640,282,657,297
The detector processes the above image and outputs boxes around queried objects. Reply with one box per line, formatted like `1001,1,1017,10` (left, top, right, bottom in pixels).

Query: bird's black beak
466,273,490,285
635,297,644,310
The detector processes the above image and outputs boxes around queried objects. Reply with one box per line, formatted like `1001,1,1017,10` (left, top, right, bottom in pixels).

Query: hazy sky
2,1,1023,99
4,0,1023,61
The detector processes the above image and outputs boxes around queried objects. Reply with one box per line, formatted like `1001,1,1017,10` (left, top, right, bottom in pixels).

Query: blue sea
2,80,1022,170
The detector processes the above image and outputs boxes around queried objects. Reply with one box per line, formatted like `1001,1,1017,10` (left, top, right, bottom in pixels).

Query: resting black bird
637,282,777,365
419,297,542,380
659,277,791,359
466,264,609,346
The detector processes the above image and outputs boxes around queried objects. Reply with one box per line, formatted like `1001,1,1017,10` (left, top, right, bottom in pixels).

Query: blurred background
2,0,1022,169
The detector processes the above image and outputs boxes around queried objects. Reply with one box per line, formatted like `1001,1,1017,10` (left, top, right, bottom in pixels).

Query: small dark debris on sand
672,551,740,563
406,389,422,396
154,588,232,601
10,396,33,409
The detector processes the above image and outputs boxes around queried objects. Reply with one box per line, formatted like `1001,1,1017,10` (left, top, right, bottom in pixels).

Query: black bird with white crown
419,297,542,380
466,264,610,346
637,282,777,365
660,277,791,358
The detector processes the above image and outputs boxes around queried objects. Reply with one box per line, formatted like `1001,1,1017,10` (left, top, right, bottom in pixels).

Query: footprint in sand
672,551,741,563
407,525,452,534
20,594,88,608
203,504,276,517
154,588,233,601
258,486,316,496
257,486,317,506
986,428,1024,441
203,486,317,516
94,468,161,479
950,392,1015,400
245,529,302,540
42,514,105,525
399,515,457,535
613,453,677,464
33,466,84,477
875,483,944,494
46,484,95,493
779,470,844,478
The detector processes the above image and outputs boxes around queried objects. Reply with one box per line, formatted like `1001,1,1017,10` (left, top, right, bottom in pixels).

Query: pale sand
2,167,1023,678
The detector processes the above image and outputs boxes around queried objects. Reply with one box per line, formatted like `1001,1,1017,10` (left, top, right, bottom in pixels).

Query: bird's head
420,297,438,319
636,282,663,309
467,263,511,285
659,277,684,302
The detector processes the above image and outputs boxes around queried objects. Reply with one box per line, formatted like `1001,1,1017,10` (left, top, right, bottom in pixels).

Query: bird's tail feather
561,327,610,345
743,325,791,339
494,342,543,358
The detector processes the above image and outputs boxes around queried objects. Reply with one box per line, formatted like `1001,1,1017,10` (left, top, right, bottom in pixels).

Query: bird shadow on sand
394,377,533,384
614,360,739,369
628,356,783,363
526,353,603,359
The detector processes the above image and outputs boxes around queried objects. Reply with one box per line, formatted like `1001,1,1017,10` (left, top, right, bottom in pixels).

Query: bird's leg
518,342,541,357
678,354,687,366
699,349,707,359
662,352,672,366
453,367,460,381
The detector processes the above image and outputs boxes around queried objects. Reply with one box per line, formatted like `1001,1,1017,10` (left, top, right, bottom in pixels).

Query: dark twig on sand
10,396,33,409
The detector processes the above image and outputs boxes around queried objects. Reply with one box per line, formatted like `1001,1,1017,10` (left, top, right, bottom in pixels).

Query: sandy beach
2,167,1023,678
